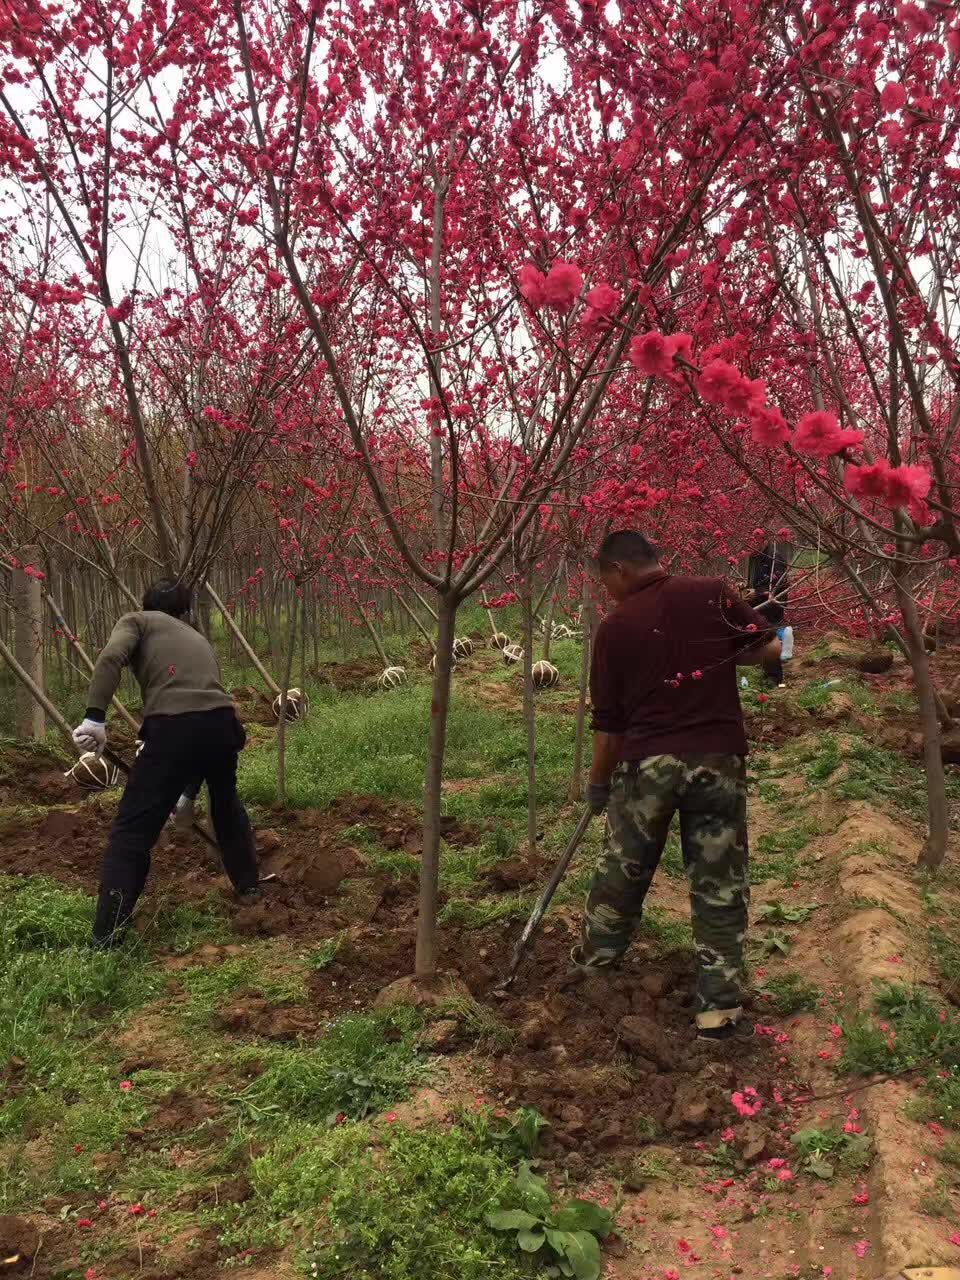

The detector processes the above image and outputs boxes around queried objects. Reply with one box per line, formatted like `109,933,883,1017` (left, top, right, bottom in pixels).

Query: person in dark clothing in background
72,579,261,946
573,531,779,1040
747,544,790,688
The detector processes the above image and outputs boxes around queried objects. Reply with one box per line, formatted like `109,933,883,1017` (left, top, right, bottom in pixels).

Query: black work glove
587,782,611,815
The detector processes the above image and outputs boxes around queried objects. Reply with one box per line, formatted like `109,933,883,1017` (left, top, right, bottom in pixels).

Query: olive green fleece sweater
85,611,233,721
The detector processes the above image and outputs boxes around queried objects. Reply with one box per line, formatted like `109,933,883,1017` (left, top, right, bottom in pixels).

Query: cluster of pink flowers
844,458,932,509
629,331,693,377
518,260,583,312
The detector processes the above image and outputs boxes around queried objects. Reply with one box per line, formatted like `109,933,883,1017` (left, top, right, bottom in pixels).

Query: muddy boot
696,1017,754,1044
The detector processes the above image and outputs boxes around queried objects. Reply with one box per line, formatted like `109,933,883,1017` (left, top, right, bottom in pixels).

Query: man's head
142,578,191,618
592,530,660,601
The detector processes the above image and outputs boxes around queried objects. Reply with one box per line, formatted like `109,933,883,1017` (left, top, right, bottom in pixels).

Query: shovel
495,806,594,993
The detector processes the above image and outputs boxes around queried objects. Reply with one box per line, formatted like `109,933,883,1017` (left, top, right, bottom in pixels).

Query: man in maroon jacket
574,531,780,1041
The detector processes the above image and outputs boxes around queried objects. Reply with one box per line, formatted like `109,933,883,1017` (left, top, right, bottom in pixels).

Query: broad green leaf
806,1157,835,1180
517,1161,551,1216
517,1227,546,1253
552,1199,614,1235
545,1228,573,1257
562,1230,603,1280
486,1209,541,1231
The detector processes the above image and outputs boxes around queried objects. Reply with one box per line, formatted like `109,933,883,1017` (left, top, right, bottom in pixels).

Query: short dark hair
594,530,659,568
142,578,191,617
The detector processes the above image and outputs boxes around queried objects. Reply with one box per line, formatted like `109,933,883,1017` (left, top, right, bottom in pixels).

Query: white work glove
72,718,107,756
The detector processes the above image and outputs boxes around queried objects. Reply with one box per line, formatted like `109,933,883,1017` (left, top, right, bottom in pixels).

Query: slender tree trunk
569,579,592,803
541,580,560,662
13,548,44,739
522,573,537,854
205,582,280,695
415,594,457,980
43,592,140,734
276,593,301,808
392,588,436,652
893,573,949,869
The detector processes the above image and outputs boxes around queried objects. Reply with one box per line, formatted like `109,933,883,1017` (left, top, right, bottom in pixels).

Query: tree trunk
569,578,592,803
205,582,280,695
522,573,537,854
13,548,44,739
415,593,457,980
894,575,949,869
541,580,560,662
276,593,301,809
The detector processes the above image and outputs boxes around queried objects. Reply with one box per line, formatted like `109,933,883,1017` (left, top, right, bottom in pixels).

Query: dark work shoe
236,886,262,903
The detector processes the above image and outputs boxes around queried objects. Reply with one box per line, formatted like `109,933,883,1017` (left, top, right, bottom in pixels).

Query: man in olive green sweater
73,579,260,945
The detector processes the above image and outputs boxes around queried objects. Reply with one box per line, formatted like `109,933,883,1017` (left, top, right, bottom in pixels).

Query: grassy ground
3,634,960,1278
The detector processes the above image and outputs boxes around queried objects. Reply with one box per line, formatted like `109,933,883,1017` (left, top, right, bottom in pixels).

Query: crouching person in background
72,579,261,947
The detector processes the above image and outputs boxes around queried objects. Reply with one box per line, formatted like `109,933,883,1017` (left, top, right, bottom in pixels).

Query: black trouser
93,707,259,943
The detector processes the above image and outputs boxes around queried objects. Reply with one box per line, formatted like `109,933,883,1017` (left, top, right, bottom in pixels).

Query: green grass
179,950,308,1027
753,821,818,884
756,971,821,1015
232,1008,427,1125
839,983,960,1127
242,1112,522,1280
238,682,577,816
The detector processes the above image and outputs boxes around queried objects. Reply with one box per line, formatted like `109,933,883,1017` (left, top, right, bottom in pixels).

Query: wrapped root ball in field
66,752,121,791
489,631,510,650
378,666,407,690
429,653,458,673
452,636,474,659
273,687,309,722
532,660,560,689
552,624,576,641
503,644,523,666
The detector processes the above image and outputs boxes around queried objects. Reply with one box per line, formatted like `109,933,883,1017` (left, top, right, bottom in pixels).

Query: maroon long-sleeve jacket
589,571,772,760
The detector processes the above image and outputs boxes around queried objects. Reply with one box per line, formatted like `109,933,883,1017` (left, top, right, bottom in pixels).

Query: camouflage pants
577,754,749,1028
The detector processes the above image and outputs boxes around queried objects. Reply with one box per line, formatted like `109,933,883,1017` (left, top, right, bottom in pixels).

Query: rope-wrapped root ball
66,752,122,791
272,687,309,722
532,660,560,689
378,666,407,690
452,636,474,660
489,631,510,650
429,653,458,673
502,643,524,666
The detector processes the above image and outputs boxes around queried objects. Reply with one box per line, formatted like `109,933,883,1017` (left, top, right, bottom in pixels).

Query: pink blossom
585,283,621,317
852,1185,869,1205
518,264,546,306
543,260,583,311
731,1087,762,1117
845,459,931,509
768,1157,787,1169
698,358,767,415
822,1269,832,1277
106,296,133,323
749,405,790,448
265,269,284,288
119,1080,133,1091
830,1024,843,1038
950,1231,960,1247
853,1239,870,1259
710,1225,728,1240
777,1168,794,1182
897,3,935,37
76,1218,93,1230
880,81,906,112
629,331,690,377
794,410,864,457
721,1127,735,1142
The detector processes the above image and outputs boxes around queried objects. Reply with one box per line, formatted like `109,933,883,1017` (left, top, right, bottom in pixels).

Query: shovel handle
498,806,594,989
